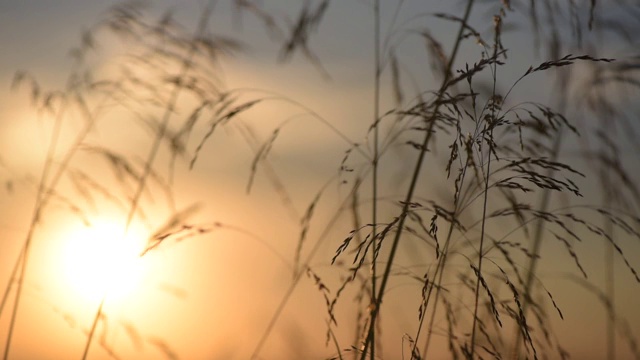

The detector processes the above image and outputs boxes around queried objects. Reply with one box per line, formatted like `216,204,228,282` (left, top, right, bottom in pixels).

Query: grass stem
358,1,476,358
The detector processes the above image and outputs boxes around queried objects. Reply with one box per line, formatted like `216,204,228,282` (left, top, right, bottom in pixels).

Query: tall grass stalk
359,1,475,358
469,14,502,357
369,0,381,358
605,216,615,360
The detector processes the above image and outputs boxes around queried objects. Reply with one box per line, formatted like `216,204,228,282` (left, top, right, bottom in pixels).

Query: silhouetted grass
1,1,640,359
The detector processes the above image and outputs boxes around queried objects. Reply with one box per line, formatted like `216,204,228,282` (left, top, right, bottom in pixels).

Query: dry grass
1,0,640,359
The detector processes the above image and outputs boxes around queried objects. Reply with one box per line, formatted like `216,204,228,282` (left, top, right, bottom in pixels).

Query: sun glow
60,219,148,303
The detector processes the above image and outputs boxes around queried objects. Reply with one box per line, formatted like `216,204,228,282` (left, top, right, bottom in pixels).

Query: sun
59,219,148,303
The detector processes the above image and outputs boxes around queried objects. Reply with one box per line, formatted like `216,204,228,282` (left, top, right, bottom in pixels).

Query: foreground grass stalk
0,248,22,317
3,105,66,360
602,141,616,360
370,0,381,358
469,144,492,358
470,24,501,358
469,111,496,359
605,217,615,360
80,4,214,359
358,1,476,358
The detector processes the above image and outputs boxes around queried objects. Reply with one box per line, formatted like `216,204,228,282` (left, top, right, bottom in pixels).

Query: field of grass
1,1,640,359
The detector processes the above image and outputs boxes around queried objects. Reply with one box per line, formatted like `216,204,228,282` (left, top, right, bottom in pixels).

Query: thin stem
469,19,501,357
0,248,23,317
370,0,381,358
358,1,476,358
3,104,66,360
80,296,107,360
350,182,365,360
601,125,616,360
469,128,494,359
605,216,615,360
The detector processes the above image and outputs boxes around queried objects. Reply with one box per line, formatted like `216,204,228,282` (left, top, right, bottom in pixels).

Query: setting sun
59,219,147,303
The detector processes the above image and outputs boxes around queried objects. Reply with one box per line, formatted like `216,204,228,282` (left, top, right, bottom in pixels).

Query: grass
1,0,640,359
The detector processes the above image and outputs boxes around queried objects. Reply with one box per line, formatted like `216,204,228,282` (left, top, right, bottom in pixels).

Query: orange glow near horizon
58,219,148,303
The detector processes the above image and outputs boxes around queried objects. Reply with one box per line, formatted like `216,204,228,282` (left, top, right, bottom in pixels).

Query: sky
1,1,639,359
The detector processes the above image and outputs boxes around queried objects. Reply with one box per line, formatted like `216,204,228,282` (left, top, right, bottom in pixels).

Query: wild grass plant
1,0,639,359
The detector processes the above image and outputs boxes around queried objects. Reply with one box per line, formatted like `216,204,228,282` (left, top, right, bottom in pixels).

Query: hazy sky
1,1,639,360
